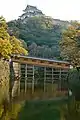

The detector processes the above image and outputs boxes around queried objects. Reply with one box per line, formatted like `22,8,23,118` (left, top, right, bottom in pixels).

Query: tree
60,22,80,66
60,22,80,119
8,16,64,58
10,36,28,55
0,38,12,58
0,16,28,59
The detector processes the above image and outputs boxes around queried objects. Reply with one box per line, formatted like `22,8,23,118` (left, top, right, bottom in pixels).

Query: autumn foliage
0,16,28,59
60,22,80,66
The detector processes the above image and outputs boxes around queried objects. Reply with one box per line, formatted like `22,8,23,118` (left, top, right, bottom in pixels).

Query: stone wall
0,59,10,102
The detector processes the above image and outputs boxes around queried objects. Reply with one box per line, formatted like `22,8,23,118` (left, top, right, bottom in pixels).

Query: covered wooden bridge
11,55,70,99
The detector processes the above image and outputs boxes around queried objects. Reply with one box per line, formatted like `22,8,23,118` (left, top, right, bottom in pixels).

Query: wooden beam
59,68,61,91
12,57,70,69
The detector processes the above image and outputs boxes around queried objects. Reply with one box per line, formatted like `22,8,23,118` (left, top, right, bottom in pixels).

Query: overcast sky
0,0,80,21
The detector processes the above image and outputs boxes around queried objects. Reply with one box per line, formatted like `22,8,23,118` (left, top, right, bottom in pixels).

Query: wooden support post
59,68,61,91
44,67,46,92
32,65,35,94
18,63,21,96
52,68,54,92
25,64,27,93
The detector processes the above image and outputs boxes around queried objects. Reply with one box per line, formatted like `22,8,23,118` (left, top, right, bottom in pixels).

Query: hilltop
8,5,70,59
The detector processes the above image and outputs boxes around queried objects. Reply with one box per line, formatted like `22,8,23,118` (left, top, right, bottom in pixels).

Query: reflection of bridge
11,55,70,99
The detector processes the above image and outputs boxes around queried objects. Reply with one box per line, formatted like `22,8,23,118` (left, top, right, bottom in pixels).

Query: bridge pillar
32,65,35,94
52,68,54,92
59,68,61,91
44,67,46,92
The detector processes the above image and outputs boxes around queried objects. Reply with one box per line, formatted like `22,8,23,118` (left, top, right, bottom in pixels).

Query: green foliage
7,5,71,58
8,15,68,58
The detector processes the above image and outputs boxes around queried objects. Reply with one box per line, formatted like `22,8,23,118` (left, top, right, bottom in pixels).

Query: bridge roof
13,55,70,64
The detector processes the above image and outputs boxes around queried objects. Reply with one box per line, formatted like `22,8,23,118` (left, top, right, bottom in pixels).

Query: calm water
12,84,68,120
13,93,68,120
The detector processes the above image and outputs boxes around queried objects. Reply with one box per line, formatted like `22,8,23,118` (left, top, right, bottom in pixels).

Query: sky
0,0,80,21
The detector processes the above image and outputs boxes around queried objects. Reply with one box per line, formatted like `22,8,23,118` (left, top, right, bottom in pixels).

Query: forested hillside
8,5,70,59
